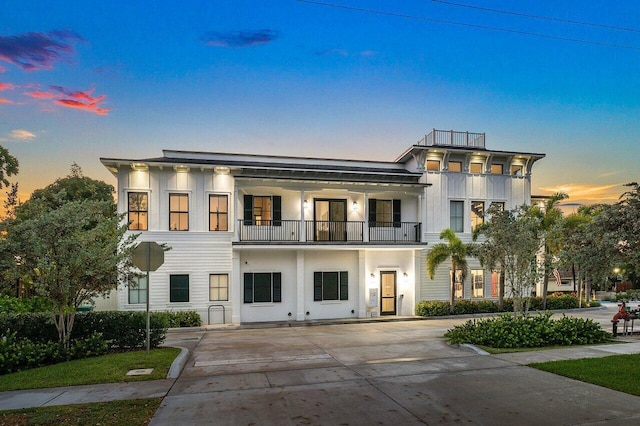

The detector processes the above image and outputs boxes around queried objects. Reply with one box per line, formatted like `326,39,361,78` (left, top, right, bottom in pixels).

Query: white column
363,193,369,243
231,251,241,324
300,191,306,242
296,250,305,321
421,186,428,243
358,250,367,318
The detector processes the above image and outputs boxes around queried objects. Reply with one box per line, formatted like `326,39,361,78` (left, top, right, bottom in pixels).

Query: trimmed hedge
444,313,610,348
0,331,108,375
0,310,201,349
416,294,586,317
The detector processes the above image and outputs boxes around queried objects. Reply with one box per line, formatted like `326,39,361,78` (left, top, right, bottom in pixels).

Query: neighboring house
101,129,544,324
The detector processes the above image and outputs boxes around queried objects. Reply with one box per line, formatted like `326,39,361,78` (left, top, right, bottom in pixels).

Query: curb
166,346,189,379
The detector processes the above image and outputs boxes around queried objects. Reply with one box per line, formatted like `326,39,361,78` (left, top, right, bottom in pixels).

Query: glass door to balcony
314,199,346,241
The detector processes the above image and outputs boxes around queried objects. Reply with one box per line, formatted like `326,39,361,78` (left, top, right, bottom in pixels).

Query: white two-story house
101,129,544,324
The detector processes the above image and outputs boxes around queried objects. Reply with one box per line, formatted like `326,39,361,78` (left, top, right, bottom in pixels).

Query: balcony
418,129,485,149
237,220,421,244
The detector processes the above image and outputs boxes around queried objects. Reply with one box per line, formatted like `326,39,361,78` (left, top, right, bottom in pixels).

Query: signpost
132,242,165,353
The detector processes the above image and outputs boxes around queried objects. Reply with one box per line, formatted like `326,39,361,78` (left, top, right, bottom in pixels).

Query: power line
296,0,640,51
431,0,640,34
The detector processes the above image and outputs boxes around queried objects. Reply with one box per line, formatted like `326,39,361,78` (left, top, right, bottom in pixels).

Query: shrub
415,301,450,316
444,312,610,348
0,296,53,313
0,331,108,375
156,310,202,328
546,294,579,310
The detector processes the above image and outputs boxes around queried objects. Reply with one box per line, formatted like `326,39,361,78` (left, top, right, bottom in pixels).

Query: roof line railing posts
419,129,485,149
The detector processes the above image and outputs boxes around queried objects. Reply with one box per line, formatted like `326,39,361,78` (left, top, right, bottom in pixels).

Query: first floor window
450,201,464,232
170,274,189,302
491,271,502,298
209,194,228,231
128,192,148,231
451,270,463,299
490,202,505,213
314,271,348,301
471,201,484,231
169,193,189,231
471,270,484,298
210,274,229,301
129,275,147,304
244,272,281,303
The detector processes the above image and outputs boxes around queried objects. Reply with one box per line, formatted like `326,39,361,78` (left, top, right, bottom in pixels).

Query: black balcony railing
368,222,421,243
237,219,422,243
305,220,364,242
237,219,300,241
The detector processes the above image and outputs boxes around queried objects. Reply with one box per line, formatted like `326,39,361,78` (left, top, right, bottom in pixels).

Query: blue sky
1,0,639,207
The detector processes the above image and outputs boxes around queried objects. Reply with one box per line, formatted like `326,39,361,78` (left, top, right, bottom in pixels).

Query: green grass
0,347,180,392
530,353,640,396
0,398,162,425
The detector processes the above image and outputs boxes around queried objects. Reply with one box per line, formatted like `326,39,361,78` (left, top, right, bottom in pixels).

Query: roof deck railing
418,129,485,148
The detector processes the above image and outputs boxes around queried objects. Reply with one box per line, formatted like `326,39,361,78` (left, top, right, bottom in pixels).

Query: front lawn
0,347,180,392
530,353,640,396
0,398,162,425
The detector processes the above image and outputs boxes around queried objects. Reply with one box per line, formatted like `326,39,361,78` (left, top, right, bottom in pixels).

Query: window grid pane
449,161,462,172
491,164,503,174
472,270,484,298
209,195,229,231
450,201,464,232
169,194,189,231
426,160,440,171
128,193,148,231
209,274,229,301
128,276,148,304
471,201,484,231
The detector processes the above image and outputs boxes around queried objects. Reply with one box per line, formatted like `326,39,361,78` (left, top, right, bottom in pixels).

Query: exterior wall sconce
174,165,190,173
130,163,148,171
370,273,375,278
304,200,309,209
352,201,359,211
214,166,230,175
403,272,408,277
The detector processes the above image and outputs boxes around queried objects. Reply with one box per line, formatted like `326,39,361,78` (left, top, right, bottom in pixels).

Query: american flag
553,268,562,285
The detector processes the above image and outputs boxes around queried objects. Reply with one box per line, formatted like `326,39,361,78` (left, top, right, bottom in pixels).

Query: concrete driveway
152,306,640,425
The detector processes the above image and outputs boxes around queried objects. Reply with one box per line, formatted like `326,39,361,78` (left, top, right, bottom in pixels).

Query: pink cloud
25,90,55,99
0,82,14,91
23,85,110,115
0,30,83,71
0,97,12,104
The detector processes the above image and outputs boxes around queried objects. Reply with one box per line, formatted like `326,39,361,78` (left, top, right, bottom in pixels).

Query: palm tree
532,192,568,310
427,228,473,314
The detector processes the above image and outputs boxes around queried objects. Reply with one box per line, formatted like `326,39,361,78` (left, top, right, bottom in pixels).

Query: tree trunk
498,269,504,311
572,263,577,293
450,261,455,314
542,268,549,310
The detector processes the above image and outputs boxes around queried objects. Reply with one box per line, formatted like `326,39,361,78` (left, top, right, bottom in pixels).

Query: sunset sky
2,0,639,209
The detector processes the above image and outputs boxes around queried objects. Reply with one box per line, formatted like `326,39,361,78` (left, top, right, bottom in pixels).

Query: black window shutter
243,274,253,303
243,195,253,226
314,272,323,301
393,199,401,228
273,273,282,302
272,196,282,226
368,199,376,227
339,271,348,300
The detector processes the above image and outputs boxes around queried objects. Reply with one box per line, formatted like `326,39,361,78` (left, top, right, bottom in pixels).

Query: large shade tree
0,145,19,189
473,205,542,314
427,228,474,314
2,165,138,348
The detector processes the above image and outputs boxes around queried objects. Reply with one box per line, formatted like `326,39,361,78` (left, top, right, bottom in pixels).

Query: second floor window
471,201,484,231
491,164,504,174
169,193,189,231
209,194,228,231
368,199,401,227
470,162,483,174
243,195,282,226
450,200,464,232
128,192,148,231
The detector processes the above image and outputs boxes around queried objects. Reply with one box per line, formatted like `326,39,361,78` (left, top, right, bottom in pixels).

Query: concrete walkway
1,302,639,425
